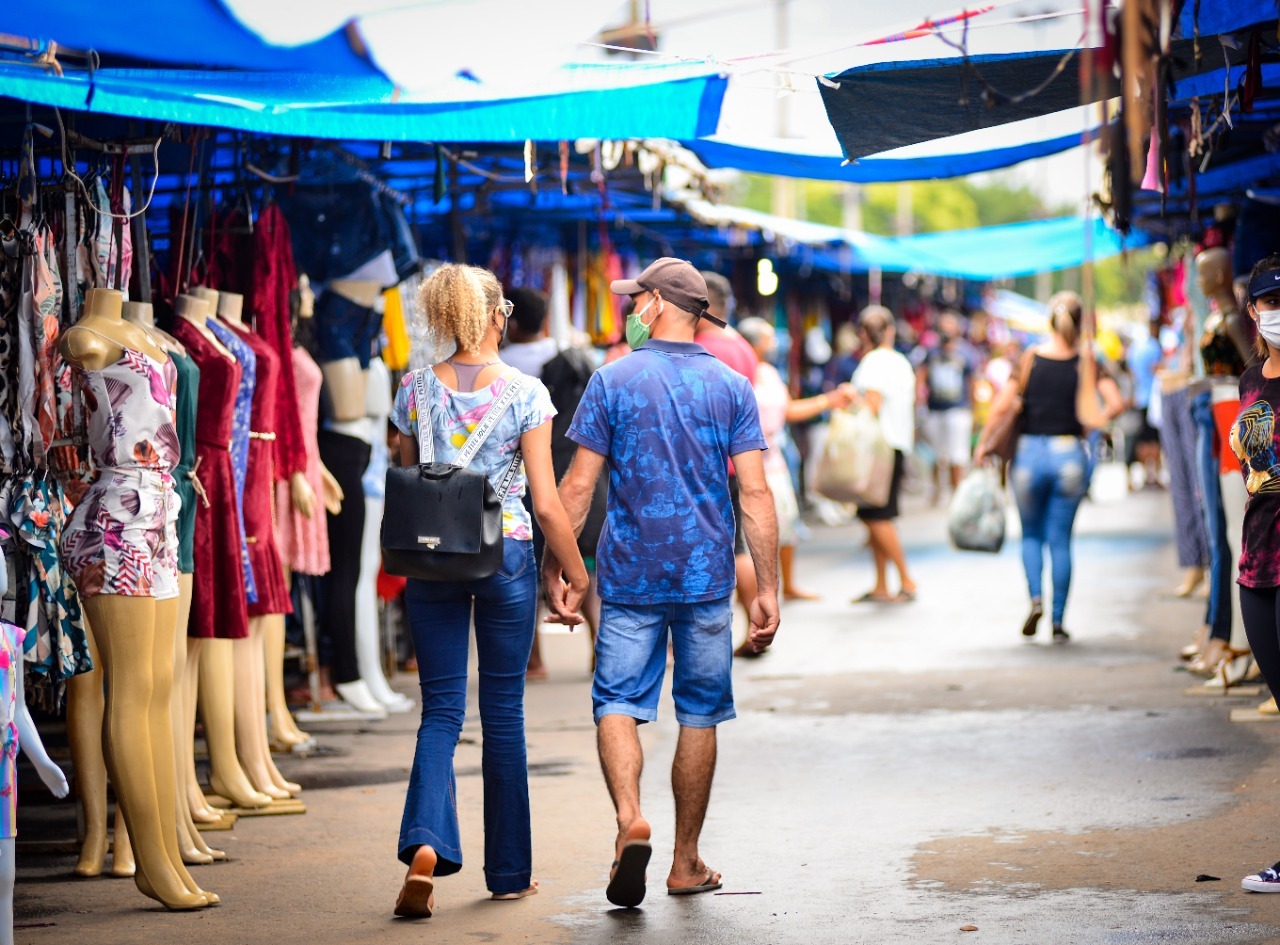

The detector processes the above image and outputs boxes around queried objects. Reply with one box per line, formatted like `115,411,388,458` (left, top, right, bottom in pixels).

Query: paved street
16,462,1280,944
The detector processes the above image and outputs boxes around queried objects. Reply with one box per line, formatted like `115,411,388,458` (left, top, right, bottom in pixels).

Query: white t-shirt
501,337,560,378
853,347,917,452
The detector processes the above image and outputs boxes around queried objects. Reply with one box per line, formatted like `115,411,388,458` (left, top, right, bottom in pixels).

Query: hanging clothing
170,349,201,575
229,323,291,617
250,203,306,481
60,337,181,601
274,347,330,576
207,318,258,604
172,319,249,640
0,621,23,839
204,208,254,299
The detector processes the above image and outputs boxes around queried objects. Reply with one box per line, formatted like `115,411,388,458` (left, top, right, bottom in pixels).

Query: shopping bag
815,406,895,508
947,464,1007,553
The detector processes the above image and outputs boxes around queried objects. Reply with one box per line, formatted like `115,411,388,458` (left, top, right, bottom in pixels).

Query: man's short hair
736,316,771,348
859,305,896,347
507,287,548,335
701,271,733,310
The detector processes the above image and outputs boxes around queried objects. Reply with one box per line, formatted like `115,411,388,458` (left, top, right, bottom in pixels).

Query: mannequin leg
266,570,309,747
85,595,206,910
232,620,293,799
356,494,411,710
66,622,107,877
253,618,301,795
199,639,271,809
171,576,220,862
150,598,218,903
109,808,134,877
0,837,14,945
182,638,220,824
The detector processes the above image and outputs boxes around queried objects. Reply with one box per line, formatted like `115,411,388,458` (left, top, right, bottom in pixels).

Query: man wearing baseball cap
544,256,780,907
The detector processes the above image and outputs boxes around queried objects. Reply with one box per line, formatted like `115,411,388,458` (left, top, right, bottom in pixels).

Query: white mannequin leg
355,494,410,712
0,837,14,945
1220,470,1249,650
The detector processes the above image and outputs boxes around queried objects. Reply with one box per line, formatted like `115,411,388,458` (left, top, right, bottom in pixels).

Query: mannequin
271,276,343,744
354,353,412,713
1191,248,1254,674
171,294,271,813
0,542,69,945
316,271,385,716
218,291,304,803
122,300,225,863
58,288,216,909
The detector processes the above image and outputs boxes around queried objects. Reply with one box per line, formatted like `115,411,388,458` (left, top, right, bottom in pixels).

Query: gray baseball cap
610,257,722,326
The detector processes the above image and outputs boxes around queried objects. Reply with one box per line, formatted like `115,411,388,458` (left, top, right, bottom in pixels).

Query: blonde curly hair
417,263,503,354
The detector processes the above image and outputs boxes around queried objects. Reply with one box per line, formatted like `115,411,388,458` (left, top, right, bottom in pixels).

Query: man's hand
746,591,780,654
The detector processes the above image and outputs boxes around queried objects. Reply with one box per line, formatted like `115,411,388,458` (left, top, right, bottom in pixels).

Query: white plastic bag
815,406,895,508
948,464,1006,553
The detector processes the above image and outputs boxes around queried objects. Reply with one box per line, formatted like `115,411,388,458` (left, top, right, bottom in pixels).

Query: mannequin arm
289,471,316,519
15,671,68,799
319,464,344,516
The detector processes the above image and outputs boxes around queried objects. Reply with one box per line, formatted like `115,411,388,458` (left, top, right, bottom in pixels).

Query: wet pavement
16,462,1280,944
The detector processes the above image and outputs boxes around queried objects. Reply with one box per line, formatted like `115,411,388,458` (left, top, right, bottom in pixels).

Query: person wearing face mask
545,257,778,907
737,316,855,602
1230,255,1280,895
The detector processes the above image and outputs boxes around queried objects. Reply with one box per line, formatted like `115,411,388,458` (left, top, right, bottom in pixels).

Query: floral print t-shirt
391,367,556,541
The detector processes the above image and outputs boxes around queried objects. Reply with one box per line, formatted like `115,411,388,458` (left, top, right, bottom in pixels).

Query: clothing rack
327,145,411,206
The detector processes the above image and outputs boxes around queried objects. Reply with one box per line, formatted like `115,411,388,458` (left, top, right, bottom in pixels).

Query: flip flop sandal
852,591,894,604
894,589,917,602
668,870,723,896
606,840,652,908
394,875,435,918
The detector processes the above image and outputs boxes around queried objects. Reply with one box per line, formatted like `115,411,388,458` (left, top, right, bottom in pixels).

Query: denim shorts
315,290,382,368
593,597,735,728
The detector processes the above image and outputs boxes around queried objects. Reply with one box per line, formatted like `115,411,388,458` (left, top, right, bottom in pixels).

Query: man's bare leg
597,715,651,856
668,725,721,889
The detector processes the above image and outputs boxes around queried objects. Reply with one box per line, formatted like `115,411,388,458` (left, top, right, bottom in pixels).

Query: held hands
541,557,587,627
746,591,781,654
828,383,857,411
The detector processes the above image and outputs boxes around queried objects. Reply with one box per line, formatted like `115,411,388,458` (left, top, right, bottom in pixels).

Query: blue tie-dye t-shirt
567,339,767,604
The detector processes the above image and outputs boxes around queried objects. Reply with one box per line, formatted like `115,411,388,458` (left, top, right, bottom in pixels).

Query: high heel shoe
1202,648,1254,691
1174,567,1205,598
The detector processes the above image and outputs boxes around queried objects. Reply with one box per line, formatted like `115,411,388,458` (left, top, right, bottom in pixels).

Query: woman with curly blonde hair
388,263,588,918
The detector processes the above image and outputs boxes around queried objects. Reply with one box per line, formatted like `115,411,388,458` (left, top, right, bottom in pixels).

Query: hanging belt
186,455,211,509
248,431,276,441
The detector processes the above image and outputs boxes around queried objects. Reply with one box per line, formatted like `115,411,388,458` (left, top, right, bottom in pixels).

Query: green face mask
626,297,660,349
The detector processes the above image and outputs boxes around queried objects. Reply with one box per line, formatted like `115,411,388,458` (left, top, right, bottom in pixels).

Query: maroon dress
172,318,249,640
229,323,292,616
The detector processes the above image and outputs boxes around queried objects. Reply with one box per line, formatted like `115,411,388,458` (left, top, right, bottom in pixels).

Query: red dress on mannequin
172,318,249,640
274,347,330,577
229,324,292,616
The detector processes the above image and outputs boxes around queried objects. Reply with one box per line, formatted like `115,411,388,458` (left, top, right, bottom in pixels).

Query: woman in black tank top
976,293,1124,642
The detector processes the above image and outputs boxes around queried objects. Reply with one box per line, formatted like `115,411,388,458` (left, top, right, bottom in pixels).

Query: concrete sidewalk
16,462,1280,944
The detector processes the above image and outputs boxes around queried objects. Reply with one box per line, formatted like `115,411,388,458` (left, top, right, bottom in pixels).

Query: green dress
171,348,201,574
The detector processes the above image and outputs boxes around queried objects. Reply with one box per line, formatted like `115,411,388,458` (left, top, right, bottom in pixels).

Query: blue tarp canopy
0,59,726,141
684,125,1097,183
894,216,1145,280
1178,0,1280,37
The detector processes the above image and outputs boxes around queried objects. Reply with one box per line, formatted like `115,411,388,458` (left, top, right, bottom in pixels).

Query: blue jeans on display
1191,390,1232,642
1159,386,1209,569
398,538,537,895
1012,435,1089,626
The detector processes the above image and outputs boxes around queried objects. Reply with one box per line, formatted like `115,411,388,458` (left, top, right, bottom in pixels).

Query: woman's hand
828,383,857,410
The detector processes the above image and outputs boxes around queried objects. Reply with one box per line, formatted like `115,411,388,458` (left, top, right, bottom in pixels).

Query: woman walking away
1228,255,1280,892
389,264,588,917
975,292,1124,642
849,306,918,603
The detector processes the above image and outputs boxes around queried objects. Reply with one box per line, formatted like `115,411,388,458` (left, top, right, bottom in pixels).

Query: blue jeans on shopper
1012,435,1089,626
1191,389,1232,642
398,538,537,895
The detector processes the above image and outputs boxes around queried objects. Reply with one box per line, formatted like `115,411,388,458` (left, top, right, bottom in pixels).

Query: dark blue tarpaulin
684,126,1098,183
818,49,1119,161
1178,0,1280,37
0,59,727,142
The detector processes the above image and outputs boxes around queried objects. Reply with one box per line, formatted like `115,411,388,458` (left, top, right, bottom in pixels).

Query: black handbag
381,369,525,582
